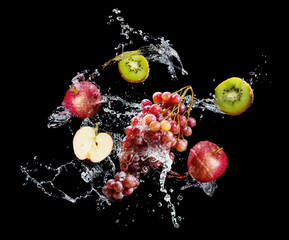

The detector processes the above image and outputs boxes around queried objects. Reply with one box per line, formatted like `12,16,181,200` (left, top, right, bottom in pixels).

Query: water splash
21,155,115,205
106,8,188,80
181,179,217,197
27,67,225,229
247,54,269,86
47,105,72,129
22,7,269,229
139,39,188,79
26,67,262,228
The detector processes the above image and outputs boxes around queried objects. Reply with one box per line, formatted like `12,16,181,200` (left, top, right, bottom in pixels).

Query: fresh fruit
102,86,197,201
102,171,140,201
144,114,156,125
170,93,181,105
118,54,149,83
149,120,161,132
150,104,162,115
152,92,163,104
63,81,102,118
187,141,227,182
160,120,171,132
140,99,152,108
214,77,253,116
73,126,113,163
187,117,196,128
175,139,187,152
162,91,172,103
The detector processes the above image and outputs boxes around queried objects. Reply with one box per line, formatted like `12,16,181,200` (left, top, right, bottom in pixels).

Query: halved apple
73,126,113,163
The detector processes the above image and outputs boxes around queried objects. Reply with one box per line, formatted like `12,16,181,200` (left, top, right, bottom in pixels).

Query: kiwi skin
215,77,254,116
118,54,150,83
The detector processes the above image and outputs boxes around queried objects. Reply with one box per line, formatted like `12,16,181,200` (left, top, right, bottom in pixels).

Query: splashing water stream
21,8,268,228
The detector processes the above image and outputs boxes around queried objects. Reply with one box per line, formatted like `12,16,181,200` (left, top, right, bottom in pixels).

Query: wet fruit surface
188,141,227,182
19,4,274,233
118,54,149,83
215,77,254,116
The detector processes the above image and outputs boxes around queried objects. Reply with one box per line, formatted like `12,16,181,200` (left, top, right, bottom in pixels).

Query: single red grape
152,92,163,104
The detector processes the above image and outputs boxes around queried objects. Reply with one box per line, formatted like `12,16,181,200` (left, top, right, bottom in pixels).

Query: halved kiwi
215,77,254,116
118,54,149,83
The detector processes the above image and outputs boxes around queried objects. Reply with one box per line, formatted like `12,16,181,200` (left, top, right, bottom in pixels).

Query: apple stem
95,123,99,135
69,87,79,94
213,147,223,155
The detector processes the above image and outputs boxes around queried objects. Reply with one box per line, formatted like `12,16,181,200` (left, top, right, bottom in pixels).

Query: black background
11,2,282,237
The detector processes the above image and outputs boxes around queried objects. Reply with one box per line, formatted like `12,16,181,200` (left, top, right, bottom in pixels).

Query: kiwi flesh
118,54,149,83
215,77,254,116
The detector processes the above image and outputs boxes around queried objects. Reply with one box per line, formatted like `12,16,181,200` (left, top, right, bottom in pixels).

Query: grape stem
161,85,194,140
173,85,194,119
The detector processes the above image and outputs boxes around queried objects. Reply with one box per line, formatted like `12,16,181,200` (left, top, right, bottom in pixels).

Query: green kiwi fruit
118,54,149,83
215,77,254,116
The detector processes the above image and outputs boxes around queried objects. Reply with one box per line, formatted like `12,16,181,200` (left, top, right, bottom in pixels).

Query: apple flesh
63,81,102,119
187,141,227,182
73,126,113,163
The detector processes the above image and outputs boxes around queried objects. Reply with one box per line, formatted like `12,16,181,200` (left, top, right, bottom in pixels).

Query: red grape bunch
102,86,196,201
101,171,140,201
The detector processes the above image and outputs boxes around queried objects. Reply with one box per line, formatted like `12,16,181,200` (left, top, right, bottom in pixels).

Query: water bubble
174,223,180,228
177,195,183,201
164,194,171,202
112,8,121,14
116,16,124,22
47,106,72,129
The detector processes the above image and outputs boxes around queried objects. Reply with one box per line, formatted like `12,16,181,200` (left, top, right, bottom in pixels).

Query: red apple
187,141,227,182
63,81,101,118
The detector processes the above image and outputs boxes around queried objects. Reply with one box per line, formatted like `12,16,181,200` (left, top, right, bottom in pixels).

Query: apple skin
63,81,101,119
187,141,227,183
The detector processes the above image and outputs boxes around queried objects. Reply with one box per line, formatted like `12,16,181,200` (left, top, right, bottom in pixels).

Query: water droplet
116,16,124,22
112,8,121,14
177,195,183,201
164,194,171,202
174,223,180,228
